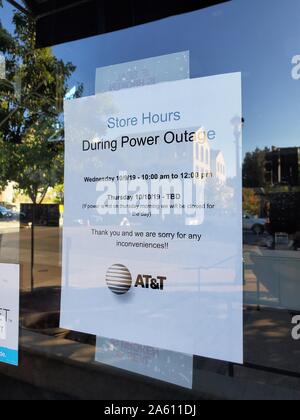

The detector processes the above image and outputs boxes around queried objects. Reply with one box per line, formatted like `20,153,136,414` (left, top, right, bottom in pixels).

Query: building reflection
193,128,227,185
265,147,300,187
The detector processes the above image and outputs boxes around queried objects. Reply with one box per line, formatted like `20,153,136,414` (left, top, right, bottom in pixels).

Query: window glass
1,0,300,398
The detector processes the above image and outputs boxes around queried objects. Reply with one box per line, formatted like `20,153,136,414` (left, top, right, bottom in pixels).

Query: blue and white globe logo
106,264,132,295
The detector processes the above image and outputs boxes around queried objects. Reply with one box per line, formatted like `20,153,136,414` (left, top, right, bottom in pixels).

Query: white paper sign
0,316,6,340
95,336,193,389
94,53,194,389
95,52,190,93
0,264,19,366
61,72,243,364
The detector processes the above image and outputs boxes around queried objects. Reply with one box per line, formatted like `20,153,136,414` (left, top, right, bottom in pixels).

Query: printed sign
0,264,19,366
61,72,243,364
94,53,194,388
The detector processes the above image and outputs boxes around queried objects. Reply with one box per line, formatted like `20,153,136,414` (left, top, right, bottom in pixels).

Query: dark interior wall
23,0,230,48
0,373,74,400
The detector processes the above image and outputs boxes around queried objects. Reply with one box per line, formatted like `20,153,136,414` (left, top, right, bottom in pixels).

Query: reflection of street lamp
231,116,243,132
278,148,282,184
269,147,282,185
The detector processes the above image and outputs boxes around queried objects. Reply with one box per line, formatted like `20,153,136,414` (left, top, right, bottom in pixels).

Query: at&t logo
106,264,166,295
